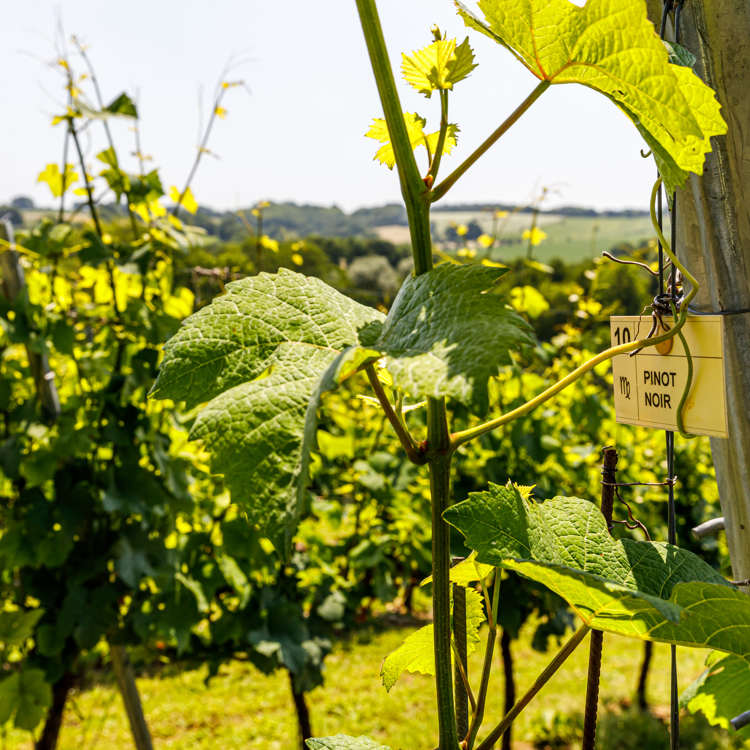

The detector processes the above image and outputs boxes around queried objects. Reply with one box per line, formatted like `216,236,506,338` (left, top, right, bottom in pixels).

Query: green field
429,211,672,264
4,621,739,750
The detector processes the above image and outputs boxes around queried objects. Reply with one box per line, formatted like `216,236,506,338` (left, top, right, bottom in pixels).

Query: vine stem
355,2,459,747
430,80,550,203
355,0,432,275
474,624,591,750
428,398,460,750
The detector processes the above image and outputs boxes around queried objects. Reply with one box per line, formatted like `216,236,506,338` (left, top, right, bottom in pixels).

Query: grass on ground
4,617,745,749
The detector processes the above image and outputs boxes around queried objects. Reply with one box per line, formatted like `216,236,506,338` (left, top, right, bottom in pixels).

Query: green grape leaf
681,653,750,739
76,92,138,121
456,0,727,192
380,622,435,690
0,610,44,645
366,113,459,169
663,41,696,69
329,264,532,411
380,587,485,691
306,736,392,750
150,269,384,555
0,669,51,731
444,486,750,660
618,64,727,193
402,37,477,97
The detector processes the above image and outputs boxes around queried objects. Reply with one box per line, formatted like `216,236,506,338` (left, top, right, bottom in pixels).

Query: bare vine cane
581,447,618,750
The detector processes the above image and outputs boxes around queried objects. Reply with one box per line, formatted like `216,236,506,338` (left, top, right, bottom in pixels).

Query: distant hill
7,198,658,262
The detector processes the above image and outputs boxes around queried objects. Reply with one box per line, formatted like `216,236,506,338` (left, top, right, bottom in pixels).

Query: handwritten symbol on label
619,376,631,400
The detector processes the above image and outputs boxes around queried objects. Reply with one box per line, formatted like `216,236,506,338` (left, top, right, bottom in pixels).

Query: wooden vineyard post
645,0,750,593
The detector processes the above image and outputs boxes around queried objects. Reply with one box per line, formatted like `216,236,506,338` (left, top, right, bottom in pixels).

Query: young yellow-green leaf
681,654,750,739
170,186,198,215
150,269,384,555
456,0,726,192
37,164,78,197
380,622,435,690
445,486,750,661
366,113,459,169
421,551,494,587
380,587,485,691
402,37,477,98
307,736,392,750
331,264,533,411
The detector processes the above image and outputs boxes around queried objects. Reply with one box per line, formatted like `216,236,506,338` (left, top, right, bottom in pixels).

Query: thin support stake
453,574,469,739
582,447,618,750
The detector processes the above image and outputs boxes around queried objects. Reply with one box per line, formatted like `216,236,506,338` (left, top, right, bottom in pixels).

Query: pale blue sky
1,0,657,213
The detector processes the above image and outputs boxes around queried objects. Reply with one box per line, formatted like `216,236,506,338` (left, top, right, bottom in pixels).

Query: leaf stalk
474,624,591,750
431,80,550,203
365,366,426,465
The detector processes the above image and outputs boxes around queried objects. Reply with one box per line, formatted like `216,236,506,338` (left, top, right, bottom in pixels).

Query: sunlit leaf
522,227,547,246
401,36,477,98
510,286,550,318
457,0,727,192
681,654,750,739
150,270,384,555
421,551,494,587
444,486,750,662
366,113,458,169
169,186,198,215
37,164,78,198
323,264,532,411
380,587,485,691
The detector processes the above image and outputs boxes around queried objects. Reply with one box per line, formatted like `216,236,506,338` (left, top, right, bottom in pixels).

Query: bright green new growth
681,653,750,739
306,735,392,750
150,268,384,554
444,487,750,662
456,0,727,193
380,586,486,691
421,552,494,587
328,264,533,413
401,36,477,97
366,113,459,169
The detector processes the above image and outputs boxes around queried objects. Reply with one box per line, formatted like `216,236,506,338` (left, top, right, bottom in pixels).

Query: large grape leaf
456,0,727,193
681,653,750,740
307,736,392,750
327,264,533,412
150,269,384,554
381,585,485,691
444,486,750,660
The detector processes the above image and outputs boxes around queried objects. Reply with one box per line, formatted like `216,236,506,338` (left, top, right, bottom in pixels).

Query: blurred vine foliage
0,39,436,750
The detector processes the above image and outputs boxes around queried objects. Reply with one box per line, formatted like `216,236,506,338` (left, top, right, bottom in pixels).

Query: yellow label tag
610,315,728,438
